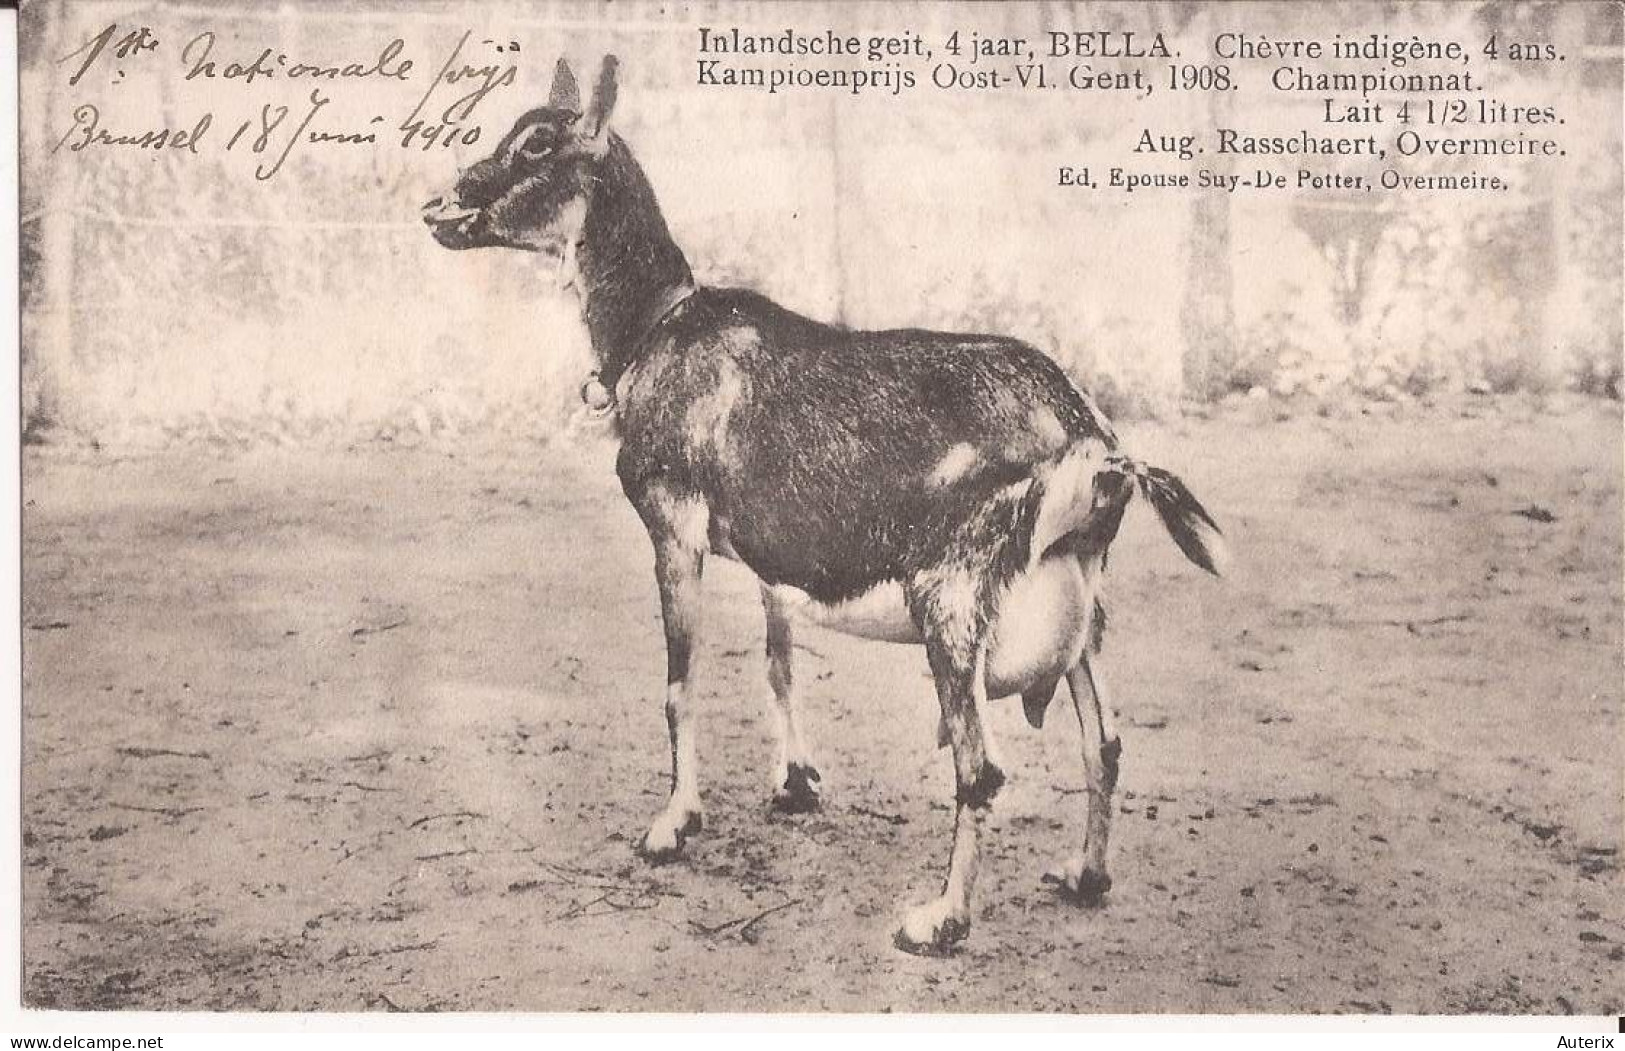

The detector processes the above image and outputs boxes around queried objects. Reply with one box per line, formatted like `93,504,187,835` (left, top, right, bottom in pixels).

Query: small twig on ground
849,804,909,825
554,890,662,921
689,898,804,941
407,811,487,829
110,803,201,820
366,941,437,958
117,747,211,760
1390,613,1473,635
519,858,686,918
534,859,649,893
414,848,478,862
555,892,611,920
739,898,803,944
350,619,409,638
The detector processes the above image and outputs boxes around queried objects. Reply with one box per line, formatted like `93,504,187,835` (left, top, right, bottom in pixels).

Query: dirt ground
20,399,1623,1014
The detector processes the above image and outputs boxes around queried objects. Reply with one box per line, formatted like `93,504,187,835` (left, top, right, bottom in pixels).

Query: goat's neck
574,136,694,383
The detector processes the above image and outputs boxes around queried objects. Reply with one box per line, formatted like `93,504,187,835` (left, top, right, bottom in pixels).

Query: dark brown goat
423,56,1226,955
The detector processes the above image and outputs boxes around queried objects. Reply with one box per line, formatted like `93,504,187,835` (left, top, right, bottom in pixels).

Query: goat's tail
1127,460,1228,575
1028,443,1229,576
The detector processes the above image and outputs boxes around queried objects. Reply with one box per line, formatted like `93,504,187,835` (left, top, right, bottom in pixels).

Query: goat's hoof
639,810,702,864
893,898,971,956
954,761,1006,810
1043,859,1112,907
771,763,822,814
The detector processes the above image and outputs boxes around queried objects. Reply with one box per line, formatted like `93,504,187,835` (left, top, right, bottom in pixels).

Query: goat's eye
517,131,553,159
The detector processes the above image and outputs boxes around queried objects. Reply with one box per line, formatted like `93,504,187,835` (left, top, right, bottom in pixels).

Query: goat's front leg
638,507,708,863
761,584,821,812
895,592,1005,955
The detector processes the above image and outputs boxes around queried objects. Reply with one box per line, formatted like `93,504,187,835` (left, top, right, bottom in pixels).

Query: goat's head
422,56,618,255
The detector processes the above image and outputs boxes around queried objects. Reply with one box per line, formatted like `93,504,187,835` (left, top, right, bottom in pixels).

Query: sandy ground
20,400,1624,1013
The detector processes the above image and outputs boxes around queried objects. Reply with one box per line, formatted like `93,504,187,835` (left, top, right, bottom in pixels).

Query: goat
422,56,1226,955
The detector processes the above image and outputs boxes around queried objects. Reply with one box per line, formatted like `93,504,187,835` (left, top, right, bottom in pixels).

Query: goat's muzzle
421,194,481,248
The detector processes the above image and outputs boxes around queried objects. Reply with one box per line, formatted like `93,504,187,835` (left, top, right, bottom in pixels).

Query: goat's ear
548,58,581,112
584,55,619,141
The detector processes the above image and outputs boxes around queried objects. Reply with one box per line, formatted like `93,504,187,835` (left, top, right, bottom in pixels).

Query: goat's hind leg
761,584,821,813
895,584,1005,955
1048,654,1122,904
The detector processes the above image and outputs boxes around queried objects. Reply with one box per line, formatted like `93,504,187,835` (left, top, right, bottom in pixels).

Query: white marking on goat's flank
685,356,747,464
1025,406,1069,451
930,443,981,488
770,581,922,644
